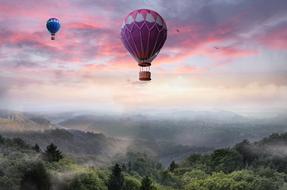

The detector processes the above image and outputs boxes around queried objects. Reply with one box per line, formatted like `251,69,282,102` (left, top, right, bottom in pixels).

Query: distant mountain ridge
58,110,287,148
1,128,128,166
1,109,287,167
0,110,54,132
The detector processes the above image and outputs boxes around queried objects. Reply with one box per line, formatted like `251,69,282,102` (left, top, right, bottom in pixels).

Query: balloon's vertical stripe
130,31,141,62
122,29,138,62
149,29,161,62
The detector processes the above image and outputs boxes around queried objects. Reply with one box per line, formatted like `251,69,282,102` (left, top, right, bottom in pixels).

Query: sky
0,0,286,116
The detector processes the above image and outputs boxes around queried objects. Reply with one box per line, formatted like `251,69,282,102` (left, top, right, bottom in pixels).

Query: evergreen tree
33,144,41,153
108,163,124,190
140,176,154,190
0,135,4,144
168,161,177,172
44,143,63,162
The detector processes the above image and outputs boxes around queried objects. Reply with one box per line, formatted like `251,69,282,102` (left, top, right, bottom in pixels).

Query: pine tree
44,143,63,162
0,135,4,144
169,161,177,172
108,163,124,190
33,144,41,153
140,176,153,190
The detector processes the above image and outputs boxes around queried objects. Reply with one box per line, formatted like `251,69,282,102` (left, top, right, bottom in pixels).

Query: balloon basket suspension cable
139,66,151,81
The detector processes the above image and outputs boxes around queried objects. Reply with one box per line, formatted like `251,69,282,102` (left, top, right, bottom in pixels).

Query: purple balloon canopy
120,9,167,67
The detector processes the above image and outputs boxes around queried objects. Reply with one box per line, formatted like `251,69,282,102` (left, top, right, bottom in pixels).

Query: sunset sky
0,0,286,116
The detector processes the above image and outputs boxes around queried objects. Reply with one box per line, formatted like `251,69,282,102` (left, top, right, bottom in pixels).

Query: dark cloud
158,0,287,24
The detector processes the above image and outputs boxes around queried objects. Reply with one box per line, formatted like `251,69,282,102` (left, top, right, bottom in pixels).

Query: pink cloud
211,47,258,58
260,25,287,50
0,0,286,79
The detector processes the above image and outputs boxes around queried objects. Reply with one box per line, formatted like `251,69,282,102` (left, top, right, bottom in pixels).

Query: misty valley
1,109,287,190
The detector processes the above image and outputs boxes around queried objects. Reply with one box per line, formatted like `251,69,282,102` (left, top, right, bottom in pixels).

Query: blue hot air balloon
46,18,61,40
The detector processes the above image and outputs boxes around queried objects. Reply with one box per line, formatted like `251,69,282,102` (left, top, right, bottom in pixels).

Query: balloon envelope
46,18,61,34
120,9,167,66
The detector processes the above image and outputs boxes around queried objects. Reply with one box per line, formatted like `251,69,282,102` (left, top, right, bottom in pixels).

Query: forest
1,132,287,190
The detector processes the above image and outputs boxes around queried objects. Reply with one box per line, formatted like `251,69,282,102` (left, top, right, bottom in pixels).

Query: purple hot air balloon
121,9,167,81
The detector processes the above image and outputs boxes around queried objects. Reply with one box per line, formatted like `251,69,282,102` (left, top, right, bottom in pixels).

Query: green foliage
154,184,176,190
234,139,257,166
210,148,244,173
158,171,181,188
0,135,4,144
108,164,124,190
12,138,29,149
44,143,63,162
120,152,162,179
255,167,285,186
182,169,208,184
0,136,40,190
68,172,107,190
2,131,287,190
96,169,110,185
234,133,287,173
140,176,155,190
1,136,32,150
180,154,210,173
20,162,51,190
0,176,15,190
33,144,41,153
123,176,141,190
168,161,178,172
184,170,285,190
